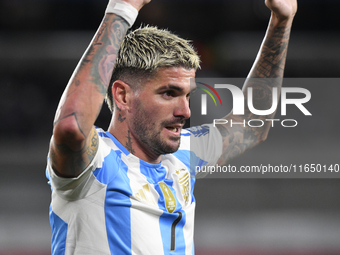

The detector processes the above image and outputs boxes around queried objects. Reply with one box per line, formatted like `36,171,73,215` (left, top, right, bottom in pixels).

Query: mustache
162,118,186,127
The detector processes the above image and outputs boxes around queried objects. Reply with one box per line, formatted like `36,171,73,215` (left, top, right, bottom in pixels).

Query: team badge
159,182,176,213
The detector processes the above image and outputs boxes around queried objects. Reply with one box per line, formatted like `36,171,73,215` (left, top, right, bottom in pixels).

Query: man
46,0,297,254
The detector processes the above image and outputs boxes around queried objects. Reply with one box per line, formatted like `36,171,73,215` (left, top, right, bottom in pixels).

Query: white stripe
130,199,164,255
52,178,110,254
183,202,196,255
121,153,165,254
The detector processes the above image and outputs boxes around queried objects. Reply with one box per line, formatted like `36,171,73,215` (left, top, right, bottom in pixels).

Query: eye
163,90,175,98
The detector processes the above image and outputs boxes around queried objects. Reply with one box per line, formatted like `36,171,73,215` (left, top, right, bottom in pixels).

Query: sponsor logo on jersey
134,184,156,205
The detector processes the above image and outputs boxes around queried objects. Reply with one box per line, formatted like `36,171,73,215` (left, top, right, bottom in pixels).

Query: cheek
132,96,174,122
132,100,158,124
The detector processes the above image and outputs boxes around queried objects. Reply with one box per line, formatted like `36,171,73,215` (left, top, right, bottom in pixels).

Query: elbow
53,118,86,151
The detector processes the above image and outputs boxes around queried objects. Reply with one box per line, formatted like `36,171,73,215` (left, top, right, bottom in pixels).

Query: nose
174,97,191,119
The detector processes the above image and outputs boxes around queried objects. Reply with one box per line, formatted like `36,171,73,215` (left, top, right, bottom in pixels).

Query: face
129,67,195,157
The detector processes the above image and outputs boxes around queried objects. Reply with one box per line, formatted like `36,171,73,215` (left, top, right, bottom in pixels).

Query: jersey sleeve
176,123,223,179
46,128,107,201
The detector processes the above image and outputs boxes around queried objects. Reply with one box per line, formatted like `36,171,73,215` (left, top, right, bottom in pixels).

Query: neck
108,116,162,164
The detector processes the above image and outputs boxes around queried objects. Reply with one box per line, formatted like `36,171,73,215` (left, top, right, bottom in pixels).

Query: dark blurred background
1,0,340,254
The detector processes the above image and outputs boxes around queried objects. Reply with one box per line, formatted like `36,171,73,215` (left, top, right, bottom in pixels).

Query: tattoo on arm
86,127,99,161
54,112,86,139
249,24,291,78
82,16,129,97
51,127,99,177
216,124,258,166
55,15,128,142
217,24,291,165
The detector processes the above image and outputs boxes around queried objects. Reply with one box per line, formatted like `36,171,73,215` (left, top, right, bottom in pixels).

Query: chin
154,141,181,155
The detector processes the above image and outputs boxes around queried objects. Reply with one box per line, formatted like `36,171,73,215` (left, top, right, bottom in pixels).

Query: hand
265,0,297,22
123,0,151,11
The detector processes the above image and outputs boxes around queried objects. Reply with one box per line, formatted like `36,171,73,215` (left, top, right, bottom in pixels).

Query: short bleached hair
106,26,200,112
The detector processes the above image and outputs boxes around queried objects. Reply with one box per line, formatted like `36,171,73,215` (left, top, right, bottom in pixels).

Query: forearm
247,13,293,79
216,4,296,165
53,14,129,149
240,14,295,135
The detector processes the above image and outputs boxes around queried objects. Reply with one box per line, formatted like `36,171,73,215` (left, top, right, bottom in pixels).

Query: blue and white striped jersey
46,124,222,255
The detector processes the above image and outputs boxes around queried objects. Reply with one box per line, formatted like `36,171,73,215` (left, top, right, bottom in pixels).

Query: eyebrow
157,84,184,92
156,84,197,94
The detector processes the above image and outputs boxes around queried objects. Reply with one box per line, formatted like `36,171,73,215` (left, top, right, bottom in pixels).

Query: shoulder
179,124,221,150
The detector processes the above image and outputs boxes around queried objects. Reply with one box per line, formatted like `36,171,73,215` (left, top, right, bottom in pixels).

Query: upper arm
49,125,99,178
215,114,268,166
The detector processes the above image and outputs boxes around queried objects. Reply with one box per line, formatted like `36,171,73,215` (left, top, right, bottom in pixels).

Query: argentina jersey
46,124,222,255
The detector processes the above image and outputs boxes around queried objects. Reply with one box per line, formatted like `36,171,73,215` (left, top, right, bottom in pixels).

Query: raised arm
216,0,297,165
49,0,149,177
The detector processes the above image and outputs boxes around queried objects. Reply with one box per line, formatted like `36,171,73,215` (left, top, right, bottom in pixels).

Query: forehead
145,67,196,91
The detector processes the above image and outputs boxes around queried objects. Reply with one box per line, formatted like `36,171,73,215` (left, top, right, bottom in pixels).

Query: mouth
165,127,180,132
163,119,185,135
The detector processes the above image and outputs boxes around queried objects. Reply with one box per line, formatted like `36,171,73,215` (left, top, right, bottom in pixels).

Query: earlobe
112,80,132,111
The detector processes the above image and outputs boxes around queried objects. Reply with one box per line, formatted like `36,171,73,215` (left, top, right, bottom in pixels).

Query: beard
131,100,185,156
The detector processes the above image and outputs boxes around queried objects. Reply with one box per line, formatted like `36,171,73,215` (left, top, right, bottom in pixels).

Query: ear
111,80,133,111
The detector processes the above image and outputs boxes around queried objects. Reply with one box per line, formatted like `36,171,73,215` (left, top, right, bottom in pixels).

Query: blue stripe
155,180,187,254
96,129,131,156
173,210,186,254
173,150,208,177
97,150,133,255
181,129,191,137
105,131,131,156
139,160,166,184
50,209,68,255
190,177,196,204
158,210,187,254
92,149,122,184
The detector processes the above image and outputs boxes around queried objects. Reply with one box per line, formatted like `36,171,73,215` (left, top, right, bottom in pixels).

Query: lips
163,119,185,135
166,127,179,132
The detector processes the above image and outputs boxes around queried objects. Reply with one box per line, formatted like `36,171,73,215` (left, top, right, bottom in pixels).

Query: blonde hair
106,26,200,112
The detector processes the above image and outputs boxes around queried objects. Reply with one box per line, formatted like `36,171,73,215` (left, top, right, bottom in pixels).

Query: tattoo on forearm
217,124,260,166
217,22,292,166
250,25,290,78
126,130,135,154
86,128,99,161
